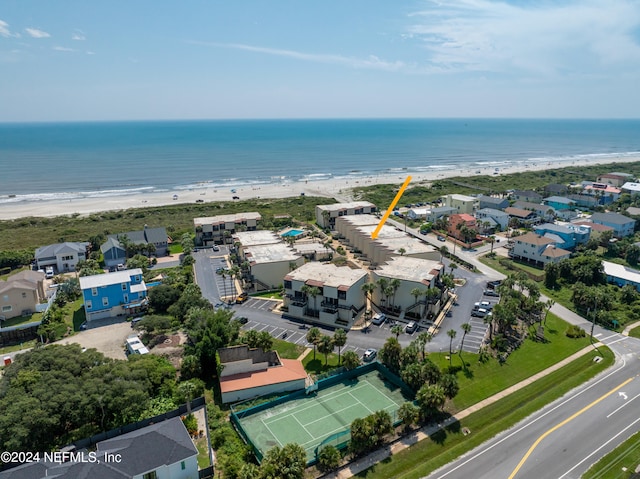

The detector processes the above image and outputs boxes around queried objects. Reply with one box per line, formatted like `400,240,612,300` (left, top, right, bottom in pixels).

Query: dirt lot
59,318,134,360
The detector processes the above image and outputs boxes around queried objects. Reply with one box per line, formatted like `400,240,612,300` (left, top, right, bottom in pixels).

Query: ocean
1,118,639,205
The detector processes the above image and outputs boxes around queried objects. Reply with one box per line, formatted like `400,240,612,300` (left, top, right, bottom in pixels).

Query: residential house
425,206,457,223
100,237,127,268
476,208,509,232
533,223,590,250
0,416,199,479
315,201,377,229
218,345,307,403
407,207,429,220
447,214,477,241
568,193,600,209
194,212,262,246
512,190,543,203
242,243,304,291
603,261,640,291
440,194,478,214
590,212,636,238
504,207,539,226
572,221,614,241
79,269,147,321
477,195,510,211
513,201,556,221
597,173,633,187
284,262,368,328
106,225,169,258
0,270,46,320
509,232,571,266
627,206,640,217
371,256,445,320
35,242,89,273
581,183,621,204
621,182,640,196
543,196,575,211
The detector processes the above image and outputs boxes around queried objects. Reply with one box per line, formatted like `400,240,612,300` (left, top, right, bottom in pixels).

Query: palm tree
389,278,401,309
391,324,403,339
333,329,347,364
439,245,448,262
459,323,472,358
217,268,228,302
410,287,422,310
447,329,457,365
398,247,406,256
450,263,458,277
376,278,389,307
361,282,376,301
544,299,555,326
489,235,496,254
317,335,334,365
307,286,320,314
306,327,321,360
417,331,432,360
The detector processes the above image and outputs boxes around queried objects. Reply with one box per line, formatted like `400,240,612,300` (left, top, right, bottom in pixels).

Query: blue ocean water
0,118,639,205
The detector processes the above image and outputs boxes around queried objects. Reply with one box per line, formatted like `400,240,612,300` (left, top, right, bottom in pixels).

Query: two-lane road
426,336,640,479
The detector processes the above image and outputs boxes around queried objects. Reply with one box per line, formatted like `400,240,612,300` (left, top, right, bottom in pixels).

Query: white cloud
0,19,14,37
25,27,51,38
407,0,640,76
53,46,74,52
72,30,85,41
86,50,96,55
190,40,407,72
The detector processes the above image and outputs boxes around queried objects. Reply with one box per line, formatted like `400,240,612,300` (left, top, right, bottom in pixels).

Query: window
92,288,97,296
86,300,92,309
338,290,346,300
122,283,127,291
1,305,11,312
143,472,158,479
181,461,186,470
102,297,109,306
22,292,27,298
123,294,129,303
284,280,292,289
135,276,140,282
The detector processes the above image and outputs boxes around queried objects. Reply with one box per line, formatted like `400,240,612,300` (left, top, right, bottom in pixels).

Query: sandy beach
2,155,639,221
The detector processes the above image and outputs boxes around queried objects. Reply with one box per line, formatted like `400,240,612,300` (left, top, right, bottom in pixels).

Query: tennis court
234,368,414,462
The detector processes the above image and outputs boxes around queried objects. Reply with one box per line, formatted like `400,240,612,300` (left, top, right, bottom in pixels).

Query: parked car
405,321,418,334
483,289,500,297
363,348,377,362
212,245,220,252
45,266,54,279
79,321,88,331
235,316,249,324
471,308,489,318
486,280,502,289
236,292,249,304
371,313,386,325
437,235,446,241
131,317,144,327
474,301,493,310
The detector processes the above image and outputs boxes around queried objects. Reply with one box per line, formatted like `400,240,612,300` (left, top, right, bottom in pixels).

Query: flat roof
376,236,437,255
79,269,143,289
337,214,381,226
219,359,307,393
285,262,367,288
244,243,301,264
443,194,477,202
317,201,375,212
375,256,443,284
234,230,282,247
603,261,640,284
193,211,262,226
293,241,332,255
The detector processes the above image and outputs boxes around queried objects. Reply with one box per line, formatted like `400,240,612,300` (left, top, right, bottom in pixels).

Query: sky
1,0,640,121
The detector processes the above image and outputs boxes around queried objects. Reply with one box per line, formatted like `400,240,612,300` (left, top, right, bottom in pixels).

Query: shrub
566,324,586,338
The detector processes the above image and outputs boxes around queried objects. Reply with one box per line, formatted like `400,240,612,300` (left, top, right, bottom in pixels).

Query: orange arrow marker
371,175,412,239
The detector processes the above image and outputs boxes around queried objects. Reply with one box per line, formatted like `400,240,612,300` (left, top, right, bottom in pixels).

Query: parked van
45,267,54,279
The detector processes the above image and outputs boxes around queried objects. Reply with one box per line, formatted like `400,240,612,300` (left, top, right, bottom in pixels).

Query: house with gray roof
107,226,169,256
590,212,636,238
0,416,198,479
476,208,509,231
35,242,90,273
512,190,543,203
477,195,510,211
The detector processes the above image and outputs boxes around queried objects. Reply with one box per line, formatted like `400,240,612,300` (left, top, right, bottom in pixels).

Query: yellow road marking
371,175,412,239
508,377,634,479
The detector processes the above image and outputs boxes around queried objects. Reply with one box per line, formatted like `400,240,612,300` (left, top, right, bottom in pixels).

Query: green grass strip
356,347,614,478
582,430,640,479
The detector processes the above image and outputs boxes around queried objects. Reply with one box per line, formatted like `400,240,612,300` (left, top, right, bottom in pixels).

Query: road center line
507,377,634,479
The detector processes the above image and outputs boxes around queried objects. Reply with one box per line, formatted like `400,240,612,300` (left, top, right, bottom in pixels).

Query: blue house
79,268,147,321
100,237,127,268
590,212,636,238
533,223,590,250
543,196,576,211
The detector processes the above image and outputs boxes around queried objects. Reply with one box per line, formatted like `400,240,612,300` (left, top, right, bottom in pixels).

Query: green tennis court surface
235,369,414,462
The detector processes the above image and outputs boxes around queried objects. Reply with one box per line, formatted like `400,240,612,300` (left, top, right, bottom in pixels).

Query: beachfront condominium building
194,212,262,246
508,232,571,267
242,243,304,291
79,268,147,321
371,256,445,321
440,194,478,214
284,262,368,328
335,215,439,266
315,201,377,229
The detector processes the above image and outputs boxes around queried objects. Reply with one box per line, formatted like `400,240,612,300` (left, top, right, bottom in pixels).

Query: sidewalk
324,343,602,479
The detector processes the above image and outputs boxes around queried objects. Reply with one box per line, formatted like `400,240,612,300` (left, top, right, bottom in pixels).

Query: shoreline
2,155,639,221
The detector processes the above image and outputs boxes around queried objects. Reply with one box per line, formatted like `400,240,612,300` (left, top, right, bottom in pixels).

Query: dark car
232,195,240,200
131,317,144,327
437,235,446,241
486,280,502,289
235,316,249,324
483,289,500,297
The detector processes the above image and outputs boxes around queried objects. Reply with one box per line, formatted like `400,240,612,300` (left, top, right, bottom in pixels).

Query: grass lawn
357,347,614,479
271,338,305,360
194,436,211,470
303,349,342,374
0,311,43,328
628,326,640,339
582,430,640,479
168,244,183,255
0,339,37,355
250,290,283,300
429,313,593,412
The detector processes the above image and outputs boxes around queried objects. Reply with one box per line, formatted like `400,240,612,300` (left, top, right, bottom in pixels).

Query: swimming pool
281,229,304,237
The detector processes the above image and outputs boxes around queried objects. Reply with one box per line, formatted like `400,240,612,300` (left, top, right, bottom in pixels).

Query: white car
363,348,377,362
405,321,418,334
45,267,54,279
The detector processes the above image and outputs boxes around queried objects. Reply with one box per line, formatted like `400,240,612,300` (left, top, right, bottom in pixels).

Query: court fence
230,361,414,465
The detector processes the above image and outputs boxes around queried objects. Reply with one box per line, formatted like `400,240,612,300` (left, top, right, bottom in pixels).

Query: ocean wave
0,186,156,205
